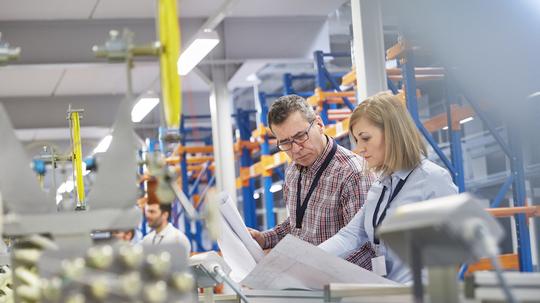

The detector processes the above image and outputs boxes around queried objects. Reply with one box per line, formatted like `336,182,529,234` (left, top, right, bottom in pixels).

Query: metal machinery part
465,271,540,303
35,243,195,303
0,4,195,302
190,251,249,303
66,105,87,210
0,94,194,302
378,193,509,303
0,32,21,64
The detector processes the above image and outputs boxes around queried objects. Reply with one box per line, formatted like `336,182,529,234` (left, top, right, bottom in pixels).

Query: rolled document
216,192,264,282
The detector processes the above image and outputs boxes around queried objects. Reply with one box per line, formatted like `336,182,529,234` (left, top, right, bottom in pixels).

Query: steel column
259,92,276,228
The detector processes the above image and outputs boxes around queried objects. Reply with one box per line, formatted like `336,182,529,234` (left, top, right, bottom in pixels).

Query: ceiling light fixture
269,184,283,193
93,135,113,154
459,117,474,124
131,97,160,123
177,30,220,76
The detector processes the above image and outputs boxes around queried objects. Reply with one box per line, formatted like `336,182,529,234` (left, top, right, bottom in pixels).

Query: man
250,94,373,253
142,202,191,254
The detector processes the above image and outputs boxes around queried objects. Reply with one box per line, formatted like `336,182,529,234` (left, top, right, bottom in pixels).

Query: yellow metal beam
234,140,260,154
307,88,356,107
251,124,268,139
235,151,291,188
186,156,214,164
69,111,86,208
187,164,215,172
177,145,214,154
342,69,357,86
386,40,406,60
466,254,519,275
158,0,182,128
324,118,350,139
165,156,214,165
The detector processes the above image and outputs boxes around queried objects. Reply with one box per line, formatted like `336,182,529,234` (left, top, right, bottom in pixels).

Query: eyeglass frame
276,119,316,151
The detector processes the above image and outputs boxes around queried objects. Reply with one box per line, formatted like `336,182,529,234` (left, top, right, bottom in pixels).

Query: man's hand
248,228,265,248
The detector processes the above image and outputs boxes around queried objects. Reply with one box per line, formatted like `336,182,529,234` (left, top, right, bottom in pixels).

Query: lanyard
295,140,337,228
152,230,165,245
372,168,415,244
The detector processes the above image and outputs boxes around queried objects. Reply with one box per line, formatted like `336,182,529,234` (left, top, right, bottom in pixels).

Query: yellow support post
69,109,86,209
158,0,182,128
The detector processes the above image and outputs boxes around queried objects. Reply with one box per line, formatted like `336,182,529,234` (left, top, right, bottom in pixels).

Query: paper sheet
218,193,264,262
241,235,397,290
216,193,265,281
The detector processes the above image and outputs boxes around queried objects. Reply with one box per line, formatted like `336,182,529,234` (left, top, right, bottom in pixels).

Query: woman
319,92,457,283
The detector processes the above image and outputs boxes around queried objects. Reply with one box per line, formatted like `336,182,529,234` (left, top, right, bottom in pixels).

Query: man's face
144,203,167,229
271,111,326,167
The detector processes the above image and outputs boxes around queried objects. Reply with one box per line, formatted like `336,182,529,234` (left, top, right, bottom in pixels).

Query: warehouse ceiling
0,0,349,157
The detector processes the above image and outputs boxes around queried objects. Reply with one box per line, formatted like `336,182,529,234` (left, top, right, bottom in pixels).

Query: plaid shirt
262,137,374,249
345,242,376,270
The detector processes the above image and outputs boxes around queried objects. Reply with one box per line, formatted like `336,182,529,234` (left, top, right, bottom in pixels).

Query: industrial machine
0,98,197,302
378,193,513,303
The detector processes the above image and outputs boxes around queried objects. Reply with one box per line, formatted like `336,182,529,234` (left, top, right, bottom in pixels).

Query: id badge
371,244,387,276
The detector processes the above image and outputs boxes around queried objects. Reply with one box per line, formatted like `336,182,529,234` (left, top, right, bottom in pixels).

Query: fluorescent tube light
177,30,220,76
529,91,540,98
459,117,474,124
246,73,259,82
442,117,473,130
94,135,113,154
269,184,283,193
131,97,160,123
57,180,74,194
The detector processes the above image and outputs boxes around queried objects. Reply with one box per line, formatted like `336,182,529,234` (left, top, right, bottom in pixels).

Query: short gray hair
267,94,316,129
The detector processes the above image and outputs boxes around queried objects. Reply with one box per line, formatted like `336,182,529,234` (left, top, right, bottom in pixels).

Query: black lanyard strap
372,168,415,244
295,140,337,228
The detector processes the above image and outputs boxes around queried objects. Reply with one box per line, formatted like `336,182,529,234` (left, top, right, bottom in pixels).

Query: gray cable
213,266,250,303
472,223,517,303
490,256,517,303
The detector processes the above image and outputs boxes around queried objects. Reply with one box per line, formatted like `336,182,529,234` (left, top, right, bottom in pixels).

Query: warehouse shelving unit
236,52,356,229
157,115,217,252
387,38,537,273
234,108,260,228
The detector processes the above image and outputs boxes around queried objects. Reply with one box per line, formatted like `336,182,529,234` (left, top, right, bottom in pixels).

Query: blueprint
241,235,397,290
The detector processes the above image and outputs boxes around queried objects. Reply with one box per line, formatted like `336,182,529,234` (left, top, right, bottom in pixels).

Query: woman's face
351,117,385,169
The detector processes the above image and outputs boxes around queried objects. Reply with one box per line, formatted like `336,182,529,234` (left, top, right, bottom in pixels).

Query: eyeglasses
277,120,315,151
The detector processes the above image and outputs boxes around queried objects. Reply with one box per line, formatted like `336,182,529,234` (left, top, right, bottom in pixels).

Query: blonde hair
349,92,427,176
